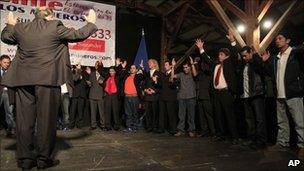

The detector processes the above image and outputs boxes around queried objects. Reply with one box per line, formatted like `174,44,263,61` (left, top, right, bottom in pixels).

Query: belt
214,88,228,92
125,94,138,97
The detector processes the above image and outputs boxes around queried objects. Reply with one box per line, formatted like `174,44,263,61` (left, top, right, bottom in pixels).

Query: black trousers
145,100,159,130
15,86,60,160
104,93,120,129
159,100,177,133
198,99,215,135
213,90,238,139
244,96,267,144
69,97,85,127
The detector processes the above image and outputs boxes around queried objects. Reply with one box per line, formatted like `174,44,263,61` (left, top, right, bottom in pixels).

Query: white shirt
213,64,228,89
61,84,68,94
242,64,250,98
150,69,156,77
276,46,292,98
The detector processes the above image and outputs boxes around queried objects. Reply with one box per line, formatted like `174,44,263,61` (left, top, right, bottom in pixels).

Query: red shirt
105,76,117,94
124,75,137,95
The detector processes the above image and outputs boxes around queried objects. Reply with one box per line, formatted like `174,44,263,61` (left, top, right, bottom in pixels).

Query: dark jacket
159,71,177,101
200,45,239,95
264,45,304,98
72,71,89,98
238,53,265,97
102,65,124,97
121,69,145,100
0,18,97,89
143,70,162,101
195,59,213,100
0,70,15,105
88,70,105,100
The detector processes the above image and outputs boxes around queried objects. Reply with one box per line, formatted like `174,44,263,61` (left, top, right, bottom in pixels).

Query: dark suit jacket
89,70,105,100
0,70,15,105
264,45,304,98
143,70,162,101
0,18,97,90
195,59,213,100
72,71,89,98
159,71,177,101
200,45,239,95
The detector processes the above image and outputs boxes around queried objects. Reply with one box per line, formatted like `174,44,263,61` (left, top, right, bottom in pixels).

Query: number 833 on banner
90,28,111,40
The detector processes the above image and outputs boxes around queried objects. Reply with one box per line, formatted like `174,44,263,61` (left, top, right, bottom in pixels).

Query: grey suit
1,17,97,163
89,70,105,128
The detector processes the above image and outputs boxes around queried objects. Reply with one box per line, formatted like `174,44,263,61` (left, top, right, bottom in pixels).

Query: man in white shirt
263,32,304,159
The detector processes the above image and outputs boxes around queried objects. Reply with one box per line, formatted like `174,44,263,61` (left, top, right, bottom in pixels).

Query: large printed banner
0,0,116,67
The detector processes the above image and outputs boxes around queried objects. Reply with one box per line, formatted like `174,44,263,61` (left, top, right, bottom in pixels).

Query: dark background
116,13,161,64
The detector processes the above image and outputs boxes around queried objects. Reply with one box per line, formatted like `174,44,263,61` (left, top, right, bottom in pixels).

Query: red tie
215,64,222,86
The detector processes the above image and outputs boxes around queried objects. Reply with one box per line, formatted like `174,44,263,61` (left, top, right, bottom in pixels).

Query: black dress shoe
90,127,97,130
37,159,60,170
17,159,37,170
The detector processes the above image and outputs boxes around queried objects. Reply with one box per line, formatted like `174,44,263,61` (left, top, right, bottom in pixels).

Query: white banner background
0,0,116,67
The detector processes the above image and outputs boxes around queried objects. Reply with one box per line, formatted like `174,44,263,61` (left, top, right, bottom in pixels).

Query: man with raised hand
1,7,98,170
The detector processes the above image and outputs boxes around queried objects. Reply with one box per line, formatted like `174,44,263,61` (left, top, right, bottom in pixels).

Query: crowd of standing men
1,14,304,170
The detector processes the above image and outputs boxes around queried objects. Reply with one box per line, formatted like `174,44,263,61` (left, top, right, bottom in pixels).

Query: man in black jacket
0,8,97,169
69,65,89,129
158,60,178,134
239,46,267,149
195,30,239,144
195,56,216,138
262,33,304,159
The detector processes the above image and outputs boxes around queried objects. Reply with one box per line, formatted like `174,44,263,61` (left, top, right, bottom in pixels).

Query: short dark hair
219,48,230,56
277,31,292,40
109,66,116,71
240,46,252,53
164,60,171,65
0,55,10,61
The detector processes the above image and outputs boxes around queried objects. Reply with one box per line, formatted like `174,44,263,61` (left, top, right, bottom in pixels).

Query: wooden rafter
205,0,246,47
219,0,248,23
259,0,300,52
163,0,189,16
257,0,273,22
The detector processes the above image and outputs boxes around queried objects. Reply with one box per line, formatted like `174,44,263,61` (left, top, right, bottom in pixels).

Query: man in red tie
195,30,239,144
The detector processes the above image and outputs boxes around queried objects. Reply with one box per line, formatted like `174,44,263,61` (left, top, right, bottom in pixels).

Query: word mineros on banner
0,0,113,21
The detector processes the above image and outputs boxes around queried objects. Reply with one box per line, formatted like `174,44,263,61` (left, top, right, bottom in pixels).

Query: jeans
0,90,15,130
177,98,196,132
124,96,139,128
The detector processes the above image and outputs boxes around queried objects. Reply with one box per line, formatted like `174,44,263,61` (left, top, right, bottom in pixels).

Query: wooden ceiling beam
205,0,246,47
260,0,300,52
257,0,273,22
219,0,248,23
163,0,189,16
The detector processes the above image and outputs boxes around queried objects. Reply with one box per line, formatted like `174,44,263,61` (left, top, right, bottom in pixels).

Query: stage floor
1,128,303,170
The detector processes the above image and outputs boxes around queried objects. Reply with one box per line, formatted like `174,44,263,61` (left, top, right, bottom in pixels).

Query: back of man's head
34,7,54,19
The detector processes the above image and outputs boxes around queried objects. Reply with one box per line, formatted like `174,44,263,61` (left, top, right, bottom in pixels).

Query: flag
134,29,149,71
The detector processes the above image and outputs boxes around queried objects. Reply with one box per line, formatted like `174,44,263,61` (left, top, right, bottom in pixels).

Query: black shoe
232,139,239,145
156,129,165,134
249,143,267,150
37,159,60,170
17,159,37,170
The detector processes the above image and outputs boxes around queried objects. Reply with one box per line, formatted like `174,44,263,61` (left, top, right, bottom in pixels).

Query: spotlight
263,20,272,29
237,24,246,33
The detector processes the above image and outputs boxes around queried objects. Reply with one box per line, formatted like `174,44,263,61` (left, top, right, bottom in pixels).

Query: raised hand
261,51,270,62
172,58,176,67
122,60,127,69
189,56,197,65
226,29,235,43
195,39,204,51
115,57,121,66
7,12,17,26
140,59,144,68
84,9,96,24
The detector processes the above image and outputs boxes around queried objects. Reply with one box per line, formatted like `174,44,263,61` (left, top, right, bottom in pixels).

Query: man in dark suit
158,60,178,134
88,60,105,130
195,30,239,144
69,65,89,129
239,46,267,150
0,55,16,137
0,8,97,169
195,56,216,138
